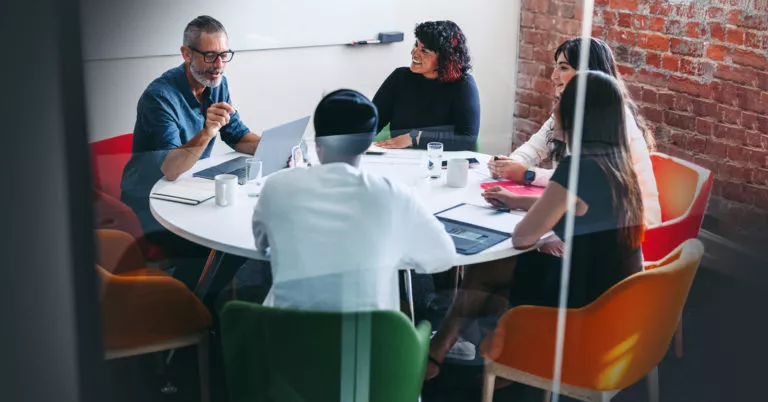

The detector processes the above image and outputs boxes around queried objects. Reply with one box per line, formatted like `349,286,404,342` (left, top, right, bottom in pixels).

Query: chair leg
482,364,496,402
646,366,659,402
674,320,683,358
198,332,210,402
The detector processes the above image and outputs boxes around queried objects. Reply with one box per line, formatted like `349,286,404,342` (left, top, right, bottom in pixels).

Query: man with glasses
121,15,258,291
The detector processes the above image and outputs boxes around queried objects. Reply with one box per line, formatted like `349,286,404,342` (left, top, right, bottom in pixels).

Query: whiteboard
80,0,398,61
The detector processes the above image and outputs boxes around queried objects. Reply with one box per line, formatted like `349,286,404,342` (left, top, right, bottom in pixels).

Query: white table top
150,148,545,265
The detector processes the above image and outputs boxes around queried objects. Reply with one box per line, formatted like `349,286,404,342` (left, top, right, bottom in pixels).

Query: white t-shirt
252,162,457,312
510,109,662,227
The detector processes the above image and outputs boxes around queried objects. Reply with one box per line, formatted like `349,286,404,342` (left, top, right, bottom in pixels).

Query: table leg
403,269,415,324
194,250,222,299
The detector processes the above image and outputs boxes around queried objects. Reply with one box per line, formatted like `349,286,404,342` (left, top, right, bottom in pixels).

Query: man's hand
488,156,528,182
538,239,565,257
204,102,236,137
375,133,413,149
482,186,521,209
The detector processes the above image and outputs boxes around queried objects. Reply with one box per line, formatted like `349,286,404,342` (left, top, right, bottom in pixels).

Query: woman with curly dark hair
373,20,480,151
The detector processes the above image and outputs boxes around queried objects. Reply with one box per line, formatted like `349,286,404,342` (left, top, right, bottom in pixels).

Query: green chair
220,301,431,402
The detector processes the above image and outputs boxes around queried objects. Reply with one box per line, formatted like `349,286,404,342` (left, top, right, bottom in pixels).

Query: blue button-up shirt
121,64,250,230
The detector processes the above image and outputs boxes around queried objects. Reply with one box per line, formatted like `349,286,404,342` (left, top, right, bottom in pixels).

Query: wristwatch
523,169,536,185
409,130,422,147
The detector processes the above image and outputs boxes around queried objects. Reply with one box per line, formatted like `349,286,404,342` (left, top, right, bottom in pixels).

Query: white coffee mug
215,174,238,207
446,158,469,188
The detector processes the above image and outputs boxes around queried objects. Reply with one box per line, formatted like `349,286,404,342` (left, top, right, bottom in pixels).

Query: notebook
150,183,215,205
480,180,545,196
435,203,520,255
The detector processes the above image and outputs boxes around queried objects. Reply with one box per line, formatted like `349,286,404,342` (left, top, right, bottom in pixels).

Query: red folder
480,180,545,196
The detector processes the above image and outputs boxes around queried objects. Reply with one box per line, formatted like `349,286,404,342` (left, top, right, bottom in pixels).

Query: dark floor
105,262,768,402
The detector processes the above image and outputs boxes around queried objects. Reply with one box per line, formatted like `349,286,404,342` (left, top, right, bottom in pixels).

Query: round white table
150,148,546,312
151,149,539,265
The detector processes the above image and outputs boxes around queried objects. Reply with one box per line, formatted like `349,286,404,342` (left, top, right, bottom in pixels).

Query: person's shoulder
141,66,185,104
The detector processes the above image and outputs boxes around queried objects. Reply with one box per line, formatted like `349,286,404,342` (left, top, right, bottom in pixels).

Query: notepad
150,183,215,205
365,144,388,155
480,180,545,196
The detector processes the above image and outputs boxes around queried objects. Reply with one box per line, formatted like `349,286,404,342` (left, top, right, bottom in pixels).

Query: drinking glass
245,158,263,197
427,142,444,179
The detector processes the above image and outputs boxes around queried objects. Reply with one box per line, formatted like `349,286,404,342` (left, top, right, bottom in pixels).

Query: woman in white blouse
489,37,661,227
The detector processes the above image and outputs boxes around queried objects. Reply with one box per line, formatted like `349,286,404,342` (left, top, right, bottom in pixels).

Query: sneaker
431,331,476,361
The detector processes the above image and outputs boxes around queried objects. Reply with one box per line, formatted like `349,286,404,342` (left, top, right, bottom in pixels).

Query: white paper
151,179,215,203
436,203,525,233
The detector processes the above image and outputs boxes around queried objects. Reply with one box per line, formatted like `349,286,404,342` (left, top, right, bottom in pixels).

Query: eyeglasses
188,46,235,63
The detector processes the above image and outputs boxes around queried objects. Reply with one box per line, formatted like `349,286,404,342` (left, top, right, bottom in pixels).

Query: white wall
84,0,520,155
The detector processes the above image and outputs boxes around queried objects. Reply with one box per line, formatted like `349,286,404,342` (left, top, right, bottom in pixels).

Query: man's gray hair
183,15,227,47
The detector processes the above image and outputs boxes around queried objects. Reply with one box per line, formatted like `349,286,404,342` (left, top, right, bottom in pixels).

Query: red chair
642,152,713,358
90,134,165,261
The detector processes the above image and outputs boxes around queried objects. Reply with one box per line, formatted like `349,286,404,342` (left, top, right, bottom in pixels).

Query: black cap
314,89,378,138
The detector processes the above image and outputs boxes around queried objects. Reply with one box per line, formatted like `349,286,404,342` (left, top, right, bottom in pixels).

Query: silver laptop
194,116,310,183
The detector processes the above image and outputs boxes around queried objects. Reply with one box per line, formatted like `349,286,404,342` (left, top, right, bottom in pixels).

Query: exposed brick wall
515,0,768,244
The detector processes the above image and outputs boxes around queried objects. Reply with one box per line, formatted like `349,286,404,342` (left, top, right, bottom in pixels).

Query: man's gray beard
190,63,223,88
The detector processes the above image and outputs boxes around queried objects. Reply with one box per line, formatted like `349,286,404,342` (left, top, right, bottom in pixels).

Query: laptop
194,116,310,183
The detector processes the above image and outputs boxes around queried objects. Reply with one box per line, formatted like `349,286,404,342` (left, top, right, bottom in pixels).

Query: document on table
436,203,525,233
150,179,215,205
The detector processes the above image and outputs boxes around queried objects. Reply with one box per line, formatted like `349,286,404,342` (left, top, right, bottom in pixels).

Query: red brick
646,52,662,68
666,20,683,36
671,38,704,57
642,87,658,103
668,130,688,147
557,19,582,36
557,3,576,19
745,32,763,50
523,0,549,13
617,64,636,77
689,135,709,153
714,64,758,86
649,1,672,15
721,181,744,202
519,43,534,60
706,44,730,61
595,0,610,6
521,11,535,27
650,16,666,31
714,123,747,145
533,77,552,93
707,7,725,19
638,32,670,51
745,129,764,146
697,118,715,135
710,139,728,157
608,27,637,46
680,59,697,76
717,104,742,125
659,92,676,108
754,169,768,186
732,48,767,69
637,68,669,87
665,110,696,130
669,76,705,97
727,27,746,46
515,118,545,134
534,14,557,31
610,0,638,11
515,104,530,119
680,3,699,19
662,54,680,72
685,22,705,39
617,12,632,28
727,10,742,26
641,106,665,123
632,15,649,30
529,106,550,122
692,99,717,116
626,83,643,100
714,82,742,107
674,94,694,112
741,13,768,30
592,26,606,38
751,186,768,210
516,90,552,109
758,115,768,134
519,61,545,77
709,23,726,43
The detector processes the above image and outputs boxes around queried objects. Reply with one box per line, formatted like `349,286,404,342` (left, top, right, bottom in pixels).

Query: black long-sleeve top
372,67,481,151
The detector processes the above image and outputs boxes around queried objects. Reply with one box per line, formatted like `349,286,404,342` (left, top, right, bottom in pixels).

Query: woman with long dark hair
372,20,480,151
489,37,660,227
427,71,645,380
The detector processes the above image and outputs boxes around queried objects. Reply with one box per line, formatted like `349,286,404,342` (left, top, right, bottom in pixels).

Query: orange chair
480,239,704,402
643,153,712,358
96,229,211,402
91,134,165,261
